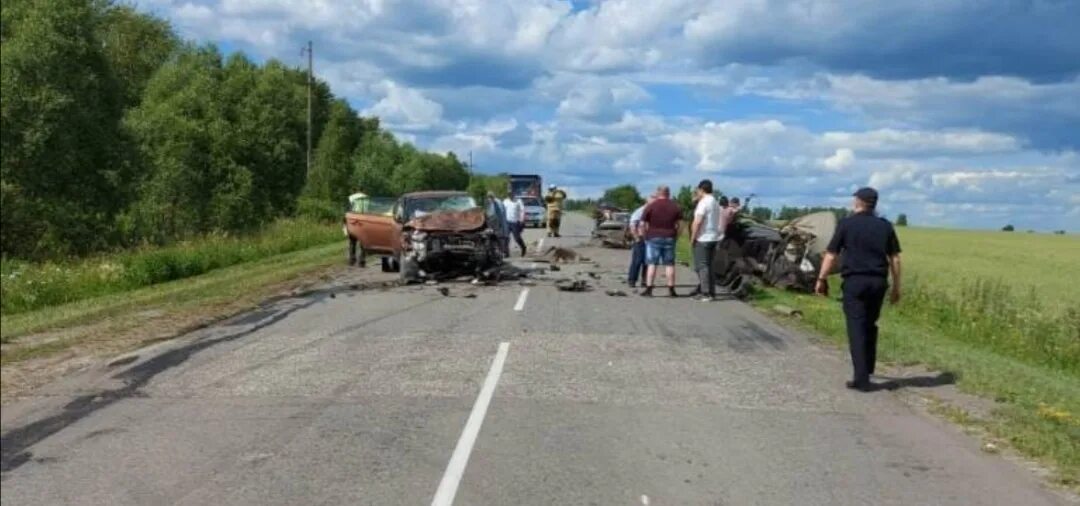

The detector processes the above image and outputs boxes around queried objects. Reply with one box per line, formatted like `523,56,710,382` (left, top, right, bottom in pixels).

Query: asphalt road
0,213,1069,505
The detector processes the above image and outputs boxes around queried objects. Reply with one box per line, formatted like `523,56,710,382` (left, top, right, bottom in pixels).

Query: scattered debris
425,280,439,286
981,442,1001,454
605,289,628,297
539,246,590,263
587,272,601,279
519,280,537,286
463,293,477,298
555,279,590,292
549,264,561,271
437,287,451,296
772,304,802,317
329,292,336,299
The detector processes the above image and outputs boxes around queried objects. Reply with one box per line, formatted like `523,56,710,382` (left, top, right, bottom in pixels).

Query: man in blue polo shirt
815,187,902,392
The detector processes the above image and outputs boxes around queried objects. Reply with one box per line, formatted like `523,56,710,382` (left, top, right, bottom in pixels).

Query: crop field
897,228,1079,311
759,227,1080,484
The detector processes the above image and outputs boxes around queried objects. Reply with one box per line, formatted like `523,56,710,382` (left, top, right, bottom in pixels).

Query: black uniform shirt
826,211,901,278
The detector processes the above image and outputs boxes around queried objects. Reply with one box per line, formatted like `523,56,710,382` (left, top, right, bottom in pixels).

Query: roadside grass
757,288,1079,486
0,242,343,350
676,226,1079,484
1,219,342,317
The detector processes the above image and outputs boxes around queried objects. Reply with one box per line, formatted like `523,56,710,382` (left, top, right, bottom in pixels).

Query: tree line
1,0,469,260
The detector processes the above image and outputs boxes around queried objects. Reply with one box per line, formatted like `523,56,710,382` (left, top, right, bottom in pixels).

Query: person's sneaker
639,287,653,297
668,287,678,297
695,295,714,302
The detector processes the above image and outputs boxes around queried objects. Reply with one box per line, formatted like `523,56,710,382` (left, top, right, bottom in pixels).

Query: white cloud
361,81,443,130
821,129,1021,157
822,148,855,172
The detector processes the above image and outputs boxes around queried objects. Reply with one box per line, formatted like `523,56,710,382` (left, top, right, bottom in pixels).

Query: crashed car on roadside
712,211,838,296
591,211,632,248
344,191,507,282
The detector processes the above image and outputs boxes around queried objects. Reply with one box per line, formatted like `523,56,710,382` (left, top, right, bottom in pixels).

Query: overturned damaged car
344,191,506,282
712,211,838,296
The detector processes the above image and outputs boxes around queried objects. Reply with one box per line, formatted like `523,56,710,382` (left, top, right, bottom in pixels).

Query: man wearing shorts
639,185,682,297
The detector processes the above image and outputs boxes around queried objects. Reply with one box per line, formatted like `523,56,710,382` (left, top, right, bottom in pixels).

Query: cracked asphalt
0,213,1070,505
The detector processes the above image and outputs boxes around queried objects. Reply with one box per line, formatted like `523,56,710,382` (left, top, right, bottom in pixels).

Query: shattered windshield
406,195,478,219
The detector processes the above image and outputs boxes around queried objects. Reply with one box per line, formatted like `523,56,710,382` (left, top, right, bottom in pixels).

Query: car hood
407,208,486,232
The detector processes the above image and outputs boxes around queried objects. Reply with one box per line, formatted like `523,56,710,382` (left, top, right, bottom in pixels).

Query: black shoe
521,248,526,257
845,380,875,392
687,287,701,297
640,287,653,297
668,287,678,297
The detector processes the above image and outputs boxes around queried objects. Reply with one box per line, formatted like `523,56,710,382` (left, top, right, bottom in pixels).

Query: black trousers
842,275,887,384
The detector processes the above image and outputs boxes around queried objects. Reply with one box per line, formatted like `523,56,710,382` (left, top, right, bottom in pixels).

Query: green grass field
716,227,1080,485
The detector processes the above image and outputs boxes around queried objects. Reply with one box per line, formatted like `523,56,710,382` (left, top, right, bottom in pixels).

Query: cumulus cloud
361,81,444,130
143,0,1080,230
822,148,855,172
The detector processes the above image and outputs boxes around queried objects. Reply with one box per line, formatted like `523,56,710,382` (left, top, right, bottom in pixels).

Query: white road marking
513,288,530,311
537,238,545,251
431,342,511,506
641,495,650,505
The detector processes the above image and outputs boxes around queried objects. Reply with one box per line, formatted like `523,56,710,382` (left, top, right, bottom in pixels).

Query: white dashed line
513,288,529,311
431,342,511,506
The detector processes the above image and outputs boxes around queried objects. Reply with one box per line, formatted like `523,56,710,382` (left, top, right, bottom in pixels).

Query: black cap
853,187,879,207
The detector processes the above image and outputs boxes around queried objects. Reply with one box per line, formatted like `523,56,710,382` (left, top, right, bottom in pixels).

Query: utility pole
468,151,474,172
303,40,313,179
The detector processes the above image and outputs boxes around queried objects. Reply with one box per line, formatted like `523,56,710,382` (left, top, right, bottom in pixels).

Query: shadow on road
875,372,957,391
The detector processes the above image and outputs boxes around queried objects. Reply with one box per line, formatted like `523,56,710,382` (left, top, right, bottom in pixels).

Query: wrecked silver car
713,211,838,296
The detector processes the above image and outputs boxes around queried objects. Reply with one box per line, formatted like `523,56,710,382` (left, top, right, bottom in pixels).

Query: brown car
344,191,506,281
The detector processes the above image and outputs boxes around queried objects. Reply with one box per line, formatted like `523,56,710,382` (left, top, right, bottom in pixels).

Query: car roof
403,190,471,198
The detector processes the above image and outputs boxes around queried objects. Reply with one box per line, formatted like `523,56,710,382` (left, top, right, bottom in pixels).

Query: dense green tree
124,45,230,241
896,213,909,226
98,4,177,108
674,185,695,217
1002,224,1015,232
750,207,774,222
303,99,363,203
467,173,510,202
601,184,644,210
1,0,126,257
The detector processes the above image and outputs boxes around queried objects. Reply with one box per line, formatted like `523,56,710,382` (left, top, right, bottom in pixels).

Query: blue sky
144,0,1079,230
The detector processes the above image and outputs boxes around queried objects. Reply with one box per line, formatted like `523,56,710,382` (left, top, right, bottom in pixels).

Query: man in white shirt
690,179,722,301
502,194,527,256
626,194,654,287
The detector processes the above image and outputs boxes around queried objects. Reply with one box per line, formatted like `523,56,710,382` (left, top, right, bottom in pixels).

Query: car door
348,199,402,255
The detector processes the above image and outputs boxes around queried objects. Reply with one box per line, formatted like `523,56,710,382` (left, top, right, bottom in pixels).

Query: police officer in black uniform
815,187,902,392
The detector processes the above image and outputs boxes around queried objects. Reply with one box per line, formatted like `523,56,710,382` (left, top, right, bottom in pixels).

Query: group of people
626,179,741,302
628,182,903,392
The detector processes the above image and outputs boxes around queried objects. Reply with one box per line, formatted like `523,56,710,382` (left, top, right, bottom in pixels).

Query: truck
508,174,542,199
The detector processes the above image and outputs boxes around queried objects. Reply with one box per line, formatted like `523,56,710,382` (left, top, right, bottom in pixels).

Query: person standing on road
690,180,721,301
626,194,654,288
639,185,682,297
502,194,527,257
486,192,510,258
815,187,902,392
544,184,567,237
